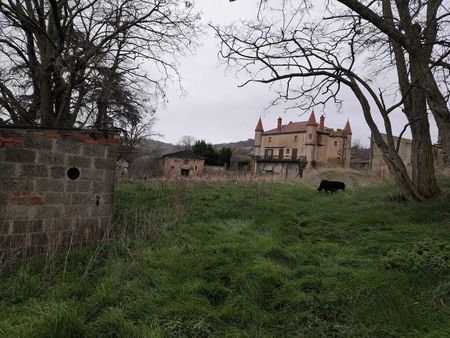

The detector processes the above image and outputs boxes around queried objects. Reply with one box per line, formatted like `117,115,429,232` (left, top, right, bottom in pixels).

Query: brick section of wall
0,128,119,261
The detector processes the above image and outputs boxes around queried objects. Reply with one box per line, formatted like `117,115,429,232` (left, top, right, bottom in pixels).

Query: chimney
277,117,282,131
319,115,325,131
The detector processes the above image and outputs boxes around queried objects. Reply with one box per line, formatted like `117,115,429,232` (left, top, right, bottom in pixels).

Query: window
181,169,190,177
292,148,298,160
294,135,298,141
184,159,189,164
279,149,284,159
334,141,338,146
286,149,290,154
269,137,272,143
308,134,312,140
265,149,273,159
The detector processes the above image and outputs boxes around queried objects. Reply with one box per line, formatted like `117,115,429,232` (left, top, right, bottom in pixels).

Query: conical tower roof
255,117,264,132
343,119,352,134
306,111,317,126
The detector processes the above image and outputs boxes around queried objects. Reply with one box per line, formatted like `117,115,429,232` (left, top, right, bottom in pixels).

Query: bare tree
117,115,155,177
177,135,196,150
215,0,449,201
334,0,450,163
0,0,200,128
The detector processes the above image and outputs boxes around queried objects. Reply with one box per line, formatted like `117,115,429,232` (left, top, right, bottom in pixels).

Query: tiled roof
264,121,311,135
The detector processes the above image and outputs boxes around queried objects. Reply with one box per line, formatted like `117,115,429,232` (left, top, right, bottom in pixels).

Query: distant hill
142,139,178,157
213,139,254,150
140,138,255,157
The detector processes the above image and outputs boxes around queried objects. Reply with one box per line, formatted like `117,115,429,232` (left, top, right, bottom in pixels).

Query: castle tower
343,119,352,168
254,117,264,158
305,111,318,167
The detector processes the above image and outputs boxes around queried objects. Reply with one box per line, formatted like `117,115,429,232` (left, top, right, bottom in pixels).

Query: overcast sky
154,0,438,147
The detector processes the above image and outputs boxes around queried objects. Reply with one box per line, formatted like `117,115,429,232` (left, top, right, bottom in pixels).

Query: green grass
1,179,450,337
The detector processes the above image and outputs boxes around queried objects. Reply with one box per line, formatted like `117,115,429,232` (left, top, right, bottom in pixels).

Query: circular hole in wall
67,167,80,180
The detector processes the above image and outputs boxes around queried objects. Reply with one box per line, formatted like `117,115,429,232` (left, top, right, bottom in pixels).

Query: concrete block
35,178,64,192
91,181,105,193
94,158,115,170
50,166,66,179
65,180,91,193
37,151,65,166
29,232,48,246
103,170,116,185
67,155,91,168
5,148,36,163
82,144,106,158
2,234,27,249
19,163,48,177
90,205,113,217
64,205,89,219
55,140,81,155
12,220,43,234
71,192,96,205
106,146,118,159
5,205,36,220
23,135,53,150
44,192,71,205
80,168,104,181
0,178,33,193
0,220,12,235
35,206,62,218
0,162,16,177
44,218,70,232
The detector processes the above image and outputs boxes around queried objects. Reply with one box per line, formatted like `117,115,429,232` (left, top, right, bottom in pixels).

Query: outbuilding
162,150,204,178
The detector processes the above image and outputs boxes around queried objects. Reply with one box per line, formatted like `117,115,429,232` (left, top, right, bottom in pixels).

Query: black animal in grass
317,180,346,193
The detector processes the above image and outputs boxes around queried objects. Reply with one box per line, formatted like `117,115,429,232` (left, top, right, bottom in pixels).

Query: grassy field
1,178,450,337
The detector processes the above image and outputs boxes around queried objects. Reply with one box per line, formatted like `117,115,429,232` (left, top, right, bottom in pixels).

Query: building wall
163,157,204,178
370,135,412,178
0,128,119,260
258,130,351,168
260,133,307,159
256,160,304,178
371,135,446,177
325,135,351,167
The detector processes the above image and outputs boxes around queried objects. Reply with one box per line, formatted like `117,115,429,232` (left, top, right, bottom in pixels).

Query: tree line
192,140,233,168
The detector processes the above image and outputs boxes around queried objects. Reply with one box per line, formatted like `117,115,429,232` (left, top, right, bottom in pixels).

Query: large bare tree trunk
350,78,426,202
382,0,439,198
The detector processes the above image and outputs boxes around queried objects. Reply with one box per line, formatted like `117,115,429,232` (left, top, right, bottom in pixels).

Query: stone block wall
0,127,119,260
163,158,204,178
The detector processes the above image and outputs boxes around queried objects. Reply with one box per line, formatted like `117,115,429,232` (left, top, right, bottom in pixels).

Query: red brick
30,195,44,205
0,136,23,148
32,131,60,139
10,193,27,205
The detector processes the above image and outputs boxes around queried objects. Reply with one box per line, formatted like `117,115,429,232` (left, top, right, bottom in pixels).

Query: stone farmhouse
253,112,352,176
162,150,205,178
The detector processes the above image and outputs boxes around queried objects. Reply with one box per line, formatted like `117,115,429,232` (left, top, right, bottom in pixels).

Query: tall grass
0,178,450,337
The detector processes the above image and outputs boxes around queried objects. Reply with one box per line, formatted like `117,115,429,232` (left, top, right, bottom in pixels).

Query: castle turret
305,111,318,167
254,117,264,158
343,119,352,168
